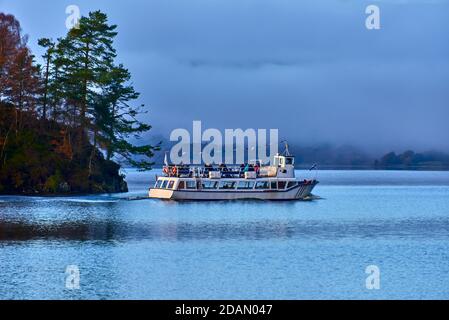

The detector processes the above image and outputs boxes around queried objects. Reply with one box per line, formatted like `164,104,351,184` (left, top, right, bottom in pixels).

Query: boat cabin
153,177,307,192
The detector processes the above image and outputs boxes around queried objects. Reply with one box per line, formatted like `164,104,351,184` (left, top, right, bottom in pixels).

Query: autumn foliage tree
0,12,24,93
0,13,40,132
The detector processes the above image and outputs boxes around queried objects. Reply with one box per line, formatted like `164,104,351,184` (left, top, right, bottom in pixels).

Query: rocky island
0,11,158,195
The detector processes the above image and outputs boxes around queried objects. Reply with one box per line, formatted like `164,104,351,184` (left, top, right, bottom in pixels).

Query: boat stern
149,188,174,199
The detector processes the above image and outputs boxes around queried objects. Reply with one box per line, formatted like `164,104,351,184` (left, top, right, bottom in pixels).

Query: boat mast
281,140,291,156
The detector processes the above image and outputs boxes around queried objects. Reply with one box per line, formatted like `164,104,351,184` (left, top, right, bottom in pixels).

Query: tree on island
0,11,158,194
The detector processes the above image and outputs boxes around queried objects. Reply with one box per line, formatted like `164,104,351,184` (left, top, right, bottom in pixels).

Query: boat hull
149,182,318,201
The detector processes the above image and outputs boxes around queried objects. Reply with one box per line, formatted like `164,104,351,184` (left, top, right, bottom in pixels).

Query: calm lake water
1,169,449,299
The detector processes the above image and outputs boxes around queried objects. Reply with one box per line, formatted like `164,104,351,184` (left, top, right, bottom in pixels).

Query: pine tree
62,11,117,140
52,10,158,170
95,64,158,170
37,38,55,120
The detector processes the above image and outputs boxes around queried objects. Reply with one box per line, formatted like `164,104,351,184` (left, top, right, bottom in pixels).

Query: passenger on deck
254,163,260,176
204,163,212,177
176,163,188,177
240,164,245,177
219,163,229,177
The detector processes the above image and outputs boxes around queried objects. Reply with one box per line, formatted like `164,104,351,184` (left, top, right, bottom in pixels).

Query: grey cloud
2,0,449,153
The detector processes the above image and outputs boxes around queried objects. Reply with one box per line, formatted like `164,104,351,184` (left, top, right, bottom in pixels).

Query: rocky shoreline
0,105,128,196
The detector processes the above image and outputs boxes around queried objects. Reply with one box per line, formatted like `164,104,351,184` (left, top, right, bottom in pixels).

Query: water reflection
2,217,449,242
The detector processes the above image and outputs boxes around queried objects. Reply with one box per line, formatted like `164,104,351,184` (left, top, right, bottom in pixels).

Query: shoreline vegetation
0,11,158,195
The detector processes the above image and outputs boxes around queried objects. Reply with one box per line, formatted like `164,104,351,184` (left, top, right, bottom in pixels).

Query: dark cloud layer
2,0,449,152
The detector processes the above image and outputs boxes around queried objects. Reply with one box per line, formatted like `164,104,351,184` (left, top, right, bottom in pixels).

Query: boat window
202,181,218,189
287,181,297,188
178,181,185,189
155,180,163,188
270,181,277,189
219,181,236,189
186,181,196,189
161,180,168,189
278,181,286,189
255,181,270,189
168,181,175,189
285,157,294,165
237,181,255,189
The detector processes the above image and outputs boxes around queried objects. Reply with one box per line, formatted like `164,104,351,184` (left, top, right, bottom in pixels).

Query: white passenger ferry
149,150,318,201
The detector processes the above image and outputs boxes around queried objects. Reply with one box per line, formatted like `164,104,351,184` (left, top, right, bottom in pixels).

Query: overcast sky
1,0,448,153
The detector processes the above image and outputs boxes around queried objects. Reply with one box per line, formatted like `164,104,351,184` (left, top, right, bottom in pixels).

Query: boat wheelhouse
149,152,318,201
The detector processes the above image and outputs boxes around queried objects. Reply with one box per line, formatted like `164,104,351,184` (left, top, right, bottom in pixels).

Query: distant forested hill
374,150,449,170
150,138,449,170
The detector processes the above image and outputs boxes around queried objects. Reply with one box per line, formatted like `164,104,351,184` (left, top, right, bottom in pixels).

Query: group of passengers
164,162,261,178
204,162,260,178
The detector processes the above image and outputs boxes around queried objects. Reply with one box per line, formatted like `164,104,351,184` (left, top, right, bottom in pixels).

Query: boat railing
162,164,259,178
